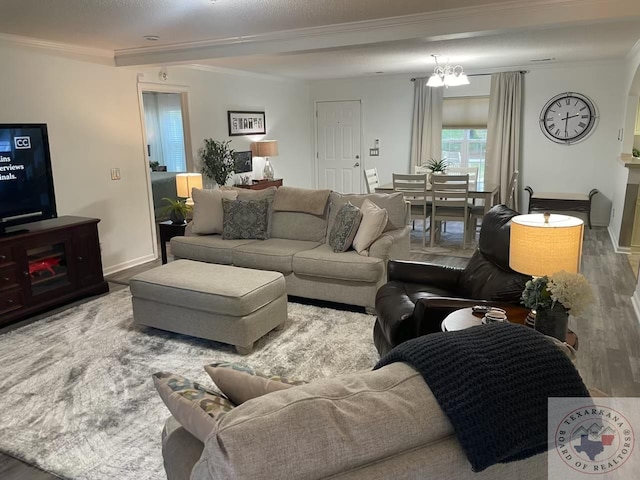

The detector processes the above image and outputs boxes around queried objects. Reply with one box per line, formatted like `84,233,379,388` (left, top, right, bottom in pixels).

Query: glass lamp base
263,158,275,180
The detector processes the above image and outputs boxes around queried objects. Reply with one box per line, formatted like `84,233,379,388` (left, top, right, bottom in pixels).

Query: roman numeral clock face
539,92,597,145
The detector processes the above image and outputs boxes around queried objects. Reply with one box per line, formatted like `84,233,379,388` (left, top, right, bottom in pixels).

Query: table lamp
252,140,278,180
176,173,203,206
509,212,584,276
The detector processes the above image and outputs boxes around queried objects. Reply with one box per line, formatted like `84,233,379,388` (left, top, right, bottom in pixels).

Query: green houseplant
426,157,449,174
200,139,235,187
161,197,192,224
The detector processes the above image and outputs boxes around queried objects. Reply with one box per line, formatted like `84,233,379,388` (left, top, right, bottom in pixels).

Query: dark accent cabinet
0,216,109,327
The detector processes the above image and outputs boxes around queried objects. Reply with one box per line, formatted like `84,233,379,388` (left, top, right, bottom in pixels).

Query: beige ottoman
130,260,287,354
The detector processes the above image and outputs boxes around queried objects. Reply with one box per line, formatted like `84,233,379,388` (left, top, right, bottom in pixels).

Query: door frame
313,100,364,193
136,81,193,260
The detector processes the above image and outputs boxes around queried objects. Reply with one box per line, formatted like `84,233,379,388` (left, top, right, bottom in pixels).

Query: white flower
546,271,594,316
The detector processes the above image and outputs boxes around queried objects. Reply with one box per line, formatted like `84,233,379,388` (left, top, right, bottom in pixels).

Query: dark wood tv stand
0,216,109,328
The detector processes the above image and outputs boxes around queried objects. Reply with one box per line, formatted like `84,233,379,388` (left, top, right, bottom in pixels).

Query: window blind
443,96,490,129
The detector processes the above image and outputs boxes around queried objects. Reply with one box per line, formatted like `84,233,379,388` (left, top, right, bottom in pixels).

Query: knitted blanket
374,322,590,472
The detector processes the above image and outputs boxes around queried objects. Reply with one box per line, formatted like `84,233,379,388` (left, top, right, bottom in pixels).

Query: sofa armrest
387,260,463,290
184,221,194,236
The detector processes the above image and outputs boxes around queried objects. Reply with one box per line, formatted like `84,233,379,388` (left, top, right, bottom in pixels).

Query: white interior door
316,101,362,193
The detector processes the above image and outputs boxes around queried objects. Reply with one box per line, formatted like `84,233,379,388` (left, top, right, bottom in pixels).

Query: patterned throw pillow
328,202,362,252
204,361,308,405
153,371,235,442
221,198,269,240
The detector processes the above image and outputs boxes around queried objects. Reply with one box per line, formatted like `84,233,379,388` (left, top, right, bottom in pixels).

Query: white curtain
142,92,186,172
410,77,443,171
486,72,522,204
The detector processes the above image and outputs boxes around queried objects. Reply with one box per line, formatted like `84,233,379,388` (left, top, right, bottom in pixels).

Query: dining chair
364,168,380,194
505,170,519,211
430,173,471,248
447,166,479,184
392,173,430,246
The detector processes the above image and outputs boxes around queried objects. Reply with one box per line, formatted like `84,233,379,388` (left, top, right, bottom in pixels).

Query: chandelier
426,55,470,88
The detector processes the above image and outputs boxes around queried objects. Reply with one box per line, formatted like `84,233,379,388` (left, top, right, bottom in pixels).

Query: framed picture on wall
227,111,266,136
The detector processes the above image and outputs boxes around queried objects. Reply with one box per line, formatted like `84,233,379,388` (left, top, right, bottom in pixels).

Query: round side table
441,307,578,349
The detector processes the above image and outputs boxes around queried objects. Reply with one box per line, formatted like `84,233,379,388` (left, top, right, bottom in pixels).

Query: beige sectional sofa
162,362,547,480
170,187,411,312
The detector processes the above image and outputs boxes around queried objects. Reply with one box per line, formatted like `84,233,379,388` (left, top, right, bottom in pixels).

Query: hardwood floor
1,225,639,478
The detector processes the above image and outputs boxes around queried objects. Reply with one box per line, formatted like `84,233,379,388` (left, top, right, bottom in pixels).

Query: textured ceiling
196,22,640,79
0,0,517,50
0,0,639,79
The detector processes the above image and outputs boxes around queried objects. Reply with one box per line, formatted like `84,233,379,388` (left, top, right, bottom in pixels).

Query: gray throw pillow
222,198,269,240
328,202,362,252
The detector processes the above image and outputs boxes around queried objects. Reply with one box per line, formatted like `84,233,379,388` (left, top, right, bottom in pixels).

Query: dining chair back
393,173,430,246
430,173,471,248
506,170,519,211
364,168,380,194
447,166,479,184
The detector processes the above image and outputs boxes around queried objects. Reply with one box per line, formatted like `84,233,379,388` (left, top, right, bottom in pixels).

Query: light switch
111,168,121,180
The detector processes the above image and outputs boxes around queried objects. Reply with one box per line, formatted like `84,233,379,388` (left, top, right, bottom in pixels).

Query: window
441,96,489,180
442,129,487,180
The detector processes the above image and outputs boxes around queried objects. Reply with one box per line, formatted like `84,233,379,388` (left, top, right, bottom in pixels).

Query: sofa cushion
191,188,238,235
190,362,455,480
171,235,255,265
222,198,269,240
328,192,406,238
204,362,307,405
233,238,321,274
153,371,234,443
352,199,388,254
328,202,362,252
272,186,330,215
270,211,328,242
293,244,384,283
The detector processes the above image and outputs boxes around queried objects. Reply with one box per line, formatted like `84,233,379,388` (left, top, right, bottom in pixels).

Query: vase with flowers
521,271,593,342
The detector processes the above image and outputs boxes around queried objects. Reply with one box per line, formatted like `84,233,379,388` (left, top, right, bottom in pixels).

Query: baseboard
103,254,156,276
631,290,640,325
607,226,631,254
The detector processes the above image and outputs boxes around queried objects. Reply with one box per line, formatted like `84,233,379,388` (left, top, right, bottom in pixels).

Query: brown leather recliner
373,204,530,356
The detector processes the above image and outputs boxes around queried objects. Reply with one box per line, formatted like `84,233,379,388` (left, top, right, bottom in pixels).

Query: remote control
472,305,491,314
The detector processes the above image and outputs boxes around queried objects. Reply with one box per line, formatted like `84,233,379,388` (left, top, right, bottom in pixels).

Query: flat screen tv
0,124,57,234
233,151,253,174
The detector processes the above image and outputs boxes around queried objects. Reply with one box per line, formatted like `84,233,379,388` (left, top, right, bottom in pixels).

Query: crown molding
114,0,640,67
0,32,113,60
184,64,298,83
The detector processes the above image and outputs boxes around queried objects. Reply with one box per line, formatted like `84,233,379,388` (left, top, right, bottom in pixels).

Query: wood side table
158,221,186,264
441,307,578,349
235,178,283,190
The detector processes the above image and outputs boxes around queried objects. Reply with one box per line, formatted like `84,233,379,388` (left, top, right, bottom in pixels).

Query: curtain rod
410,70,529,81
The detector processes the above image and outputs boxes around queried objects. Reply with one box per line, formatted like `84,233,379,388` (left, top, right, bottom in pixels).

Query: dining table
375,180,501,216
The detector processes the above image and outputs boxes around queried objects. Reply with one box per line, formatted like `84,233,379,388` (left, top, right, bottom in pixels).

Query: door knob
353,162,360,167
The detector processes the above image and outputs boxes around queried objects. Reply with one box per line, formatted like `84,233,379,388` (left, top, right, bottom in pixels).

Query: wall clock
539,92,598,145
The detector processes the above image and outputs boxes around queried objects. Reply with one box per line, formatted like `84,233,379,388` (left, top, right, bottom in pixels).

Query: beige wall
0,44,312,274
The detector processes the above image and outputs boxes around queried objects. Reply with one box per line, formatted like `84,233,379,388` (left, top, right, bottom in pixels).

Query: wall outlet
369,148,380,156
111,168,121,180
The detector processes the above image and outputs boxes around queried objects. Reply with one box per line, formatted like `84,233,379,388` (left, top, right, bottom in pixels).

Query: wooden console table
235,178,283,190
525,186,598,229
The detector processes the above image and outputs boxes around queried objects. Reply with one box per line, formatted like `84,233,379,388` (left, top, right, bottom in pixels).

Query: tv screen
0,124,57,232
233,151,253,174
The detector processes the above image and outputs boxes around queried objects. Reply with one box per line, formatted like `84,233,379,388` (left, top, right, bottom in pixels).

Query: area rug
0,288,379,480
409,221,477,258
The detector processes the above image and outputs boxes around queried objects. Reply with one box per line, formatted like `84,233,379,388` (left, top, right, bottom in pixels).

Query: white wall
311,65,624,226
0,44,312,274
138,67,312,188
0,43,156,273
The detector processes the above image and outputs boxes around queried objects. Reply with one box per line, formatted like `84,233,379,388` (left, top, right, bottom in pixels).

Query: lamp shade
176,173,203,199
509,213,584,276
252,140,278,157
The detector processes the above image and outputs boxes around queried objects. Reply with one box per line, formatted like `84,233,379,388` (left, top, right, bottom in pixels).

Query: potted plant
521,271,593,341
426,157,448,174
200,139,235,187
161,197,192,224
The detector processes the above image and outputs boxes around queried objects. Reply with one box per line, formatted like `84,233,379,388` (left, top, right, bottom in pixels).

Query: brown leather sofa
374,204,530,356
